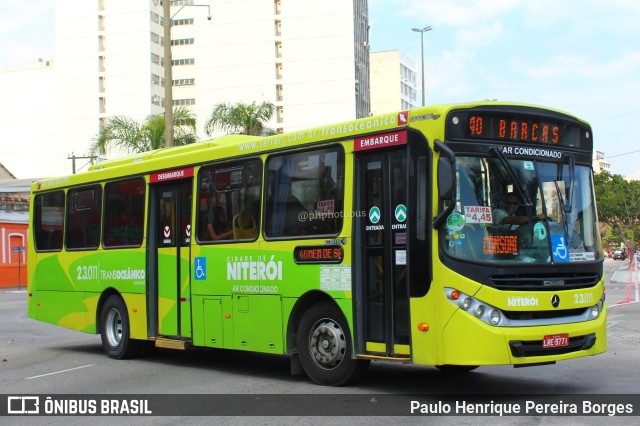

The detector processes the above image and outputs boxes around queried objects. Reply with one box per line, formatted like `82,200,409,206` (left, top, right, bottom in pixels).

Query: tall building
369,50,417,115
592,150,611,174
0,0,370,179
67,0,370,145
0,60,59,179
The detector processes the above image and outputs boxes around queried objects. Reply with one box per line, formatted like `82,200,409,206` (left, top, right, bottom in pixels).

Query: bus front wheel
100,295,140,359
297,301,369,386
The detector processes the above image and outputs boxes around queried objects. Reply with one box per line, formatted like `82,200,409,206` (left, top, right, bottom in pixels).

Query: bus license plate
542,333,569,348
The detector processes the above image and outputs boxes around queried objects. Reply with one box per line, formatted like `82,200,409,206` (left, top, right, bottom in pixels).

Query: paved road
1,262,638,425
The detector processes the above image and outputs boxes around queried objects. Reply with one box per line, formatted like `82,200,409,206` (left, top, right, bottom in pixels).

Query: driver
494,192,545,228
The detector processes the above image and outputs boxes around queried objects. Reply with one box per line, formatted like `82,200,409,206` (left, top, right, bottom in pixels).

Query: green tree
593,171,640,252
89,107,197,157
204,101,275,136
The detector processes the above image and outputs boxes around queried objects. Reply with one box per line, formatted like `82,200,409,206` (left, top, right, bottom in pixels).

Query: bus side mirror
433,140,456,229
437,156,453,200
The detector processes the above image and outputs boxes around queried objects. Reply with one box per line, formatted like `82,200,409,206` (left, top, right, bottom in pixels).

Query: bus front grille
490,273,600,291
503,308,587,321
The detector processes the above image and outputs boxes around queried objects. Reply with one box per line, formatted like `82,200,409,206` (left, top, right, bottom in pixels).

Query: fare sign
354,130,407,151
464,206,493,224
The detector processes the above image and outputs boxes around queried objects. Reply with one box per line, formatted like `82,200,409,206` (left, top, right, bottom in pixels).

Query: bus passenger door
355,148,412,358
148,175,193,341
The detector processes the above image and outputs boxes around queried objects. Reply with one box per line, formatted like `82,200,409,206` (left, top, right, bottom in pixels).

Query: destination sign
483,235,518,255
446,109,592,151
294,245,344,264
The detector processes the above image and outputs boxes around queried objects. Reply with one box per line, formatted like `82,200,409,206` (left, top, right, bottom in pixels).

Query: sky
1,0,640,177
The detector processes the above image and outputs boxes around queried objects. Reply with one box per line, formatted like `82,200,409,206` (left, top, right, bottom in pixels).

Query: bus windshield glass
443,155,602,264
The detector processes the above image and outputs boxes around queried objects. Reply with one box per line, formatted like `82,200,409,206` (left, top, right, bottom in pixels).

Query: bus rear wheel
298,301,369,386
100,295,141,359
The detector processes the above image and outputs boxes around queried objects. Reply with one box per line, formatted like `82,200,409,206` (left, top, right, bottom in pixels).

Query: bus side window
103,178,146,248
68,185,101,250
197,159,262,243
265,147,344,238
34,191,65,252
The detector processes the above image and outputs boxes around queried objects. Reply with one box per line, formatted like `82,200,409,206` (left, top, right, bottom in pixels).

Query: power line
604,149,640,159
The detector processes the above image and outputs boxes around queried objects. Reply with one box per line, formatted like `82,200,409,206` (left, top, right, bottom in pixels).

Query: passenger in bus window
232,210,258,239
493,192,545,228
207,206,233,240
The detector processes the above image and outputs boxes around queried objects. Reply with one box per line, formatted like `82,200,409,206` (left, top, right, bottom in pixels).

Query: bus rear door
148,168,193,344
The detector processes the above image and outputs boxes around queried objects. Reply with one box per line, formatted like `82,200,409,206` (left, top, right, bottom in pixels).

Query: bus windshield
443,155,602,264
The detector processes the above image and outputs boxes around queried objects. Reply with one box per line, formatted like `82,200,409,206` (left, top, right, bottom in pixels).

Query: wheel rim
308,318,346,370
105,307,123,347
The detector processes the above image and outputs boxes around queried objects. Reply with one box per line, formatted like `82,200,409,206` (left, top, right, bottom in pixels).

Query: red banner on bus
150,167,194,183
354,130,407,151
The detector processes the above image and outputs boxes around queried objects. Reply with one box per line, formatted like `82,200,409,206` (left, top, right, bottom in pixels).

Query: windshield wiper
555,180,570,238
491,147,534,208
565,155,575,215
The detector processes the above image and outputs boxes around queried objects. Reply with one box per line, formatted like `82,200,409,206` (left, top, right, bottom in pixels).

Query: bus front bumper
438,307,607,366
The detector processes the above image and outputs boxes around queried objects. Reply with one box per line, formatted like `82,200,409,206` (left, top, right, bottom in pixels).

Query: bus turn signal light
418,323,429,332
450,290,460,300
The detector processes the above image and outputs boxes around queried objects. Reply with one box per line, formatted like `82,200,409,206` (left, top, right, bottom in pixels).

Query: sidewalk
1,285,27,293
607,256,639,304
608,257,636,283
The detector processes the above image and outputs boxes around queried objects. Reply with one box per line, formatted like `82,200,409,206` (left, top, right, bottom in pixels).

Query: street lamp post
163,0,174,147
411,25,432,107
163,2,212,147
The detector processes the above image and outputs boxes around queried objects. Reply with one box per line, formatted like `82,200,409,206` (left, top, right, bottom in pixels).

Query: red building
0,165,32,288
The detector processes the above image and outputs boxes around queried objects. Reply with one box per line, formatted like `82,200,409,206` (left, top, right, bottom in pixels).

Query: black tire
99,295,141,359
436,365,479,373
297,301,369,386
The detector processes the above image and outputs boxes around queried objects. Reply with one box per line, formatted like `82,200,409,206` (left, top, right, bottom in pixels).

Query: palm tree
89,107,197,157
205,101,275,136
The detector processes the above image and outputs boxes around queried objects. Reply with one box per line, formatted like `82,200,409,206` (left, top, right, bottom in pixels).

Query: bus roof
32,101,590,192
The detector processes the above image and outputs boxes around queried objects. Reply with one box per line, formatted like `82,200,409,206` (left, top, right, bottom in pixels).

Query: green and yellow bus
28,101,606,385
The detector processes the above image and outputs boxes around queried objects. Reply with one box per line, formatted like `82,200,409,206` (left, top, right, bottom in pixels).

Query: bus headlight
445,288,504,326
462,297,472,310
589,304,600,319
589,294,605,320
489,309,501,325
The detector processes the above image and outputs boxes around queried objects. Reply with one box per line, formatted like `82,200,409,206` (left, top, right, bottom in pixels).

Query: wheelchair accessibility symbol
551,235,569,263
194,257,206,280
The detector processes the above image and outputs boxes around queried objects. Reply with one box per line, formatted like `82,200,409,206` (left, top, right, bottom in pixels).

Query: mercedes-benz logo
551,294,560,308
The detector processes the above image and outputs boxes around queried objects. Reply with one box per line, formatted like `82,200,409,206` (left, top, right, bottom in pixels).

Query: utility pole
68,153,97,174
163,3,211,148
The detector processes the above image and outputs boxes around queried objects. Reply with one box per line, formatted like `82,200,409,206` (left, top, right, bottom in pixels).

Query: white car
613,250,627,260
